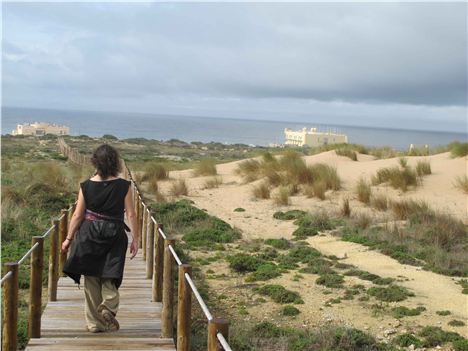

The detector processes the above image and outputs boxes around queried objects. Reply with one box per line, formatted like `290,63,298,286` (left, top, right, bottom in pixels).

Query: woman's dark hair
91,144,121,179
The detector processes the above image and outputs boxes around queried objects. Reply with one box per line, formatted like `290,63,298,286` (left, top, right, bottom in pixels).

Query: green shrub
394,333,423,347
265,238,291,250
316,273,344,288
287,246,322,263
227,253,264,273
183,227,240,248
453,339,468,351
292,212,337,239
367,285,414,302
372,166,418,192
436,310,451,316
281,305,300,316
391,306,426,318
256,284,304,304
419,326,463,347
233,207,245,212
273,210,306,220
246,263,282,282
448,320,466,327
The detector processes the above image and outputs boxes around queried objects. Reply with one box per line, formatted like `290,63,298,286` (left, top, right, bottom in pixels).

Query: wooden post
59,209,68,276
161,237,175,338
142,206,147,260
48,220,59,301
146,215,154,279
177,264,192,351
2,262,19,351
138,200,143,249
153,224,164,302
208,319,229,351
29,236,44,338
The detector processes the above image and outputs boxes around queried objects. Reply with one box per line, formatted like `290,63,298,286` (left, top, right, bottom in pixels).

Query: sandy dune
151,151,467,339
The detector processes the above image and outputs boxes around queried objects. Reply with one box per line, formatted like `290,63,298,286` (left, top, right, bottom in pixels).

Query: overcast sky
2,2,467,132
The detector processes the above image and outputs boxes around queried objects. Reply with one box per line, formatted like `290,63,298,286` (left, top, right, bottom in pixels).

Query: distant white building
12,122,70,136
284,127,348,147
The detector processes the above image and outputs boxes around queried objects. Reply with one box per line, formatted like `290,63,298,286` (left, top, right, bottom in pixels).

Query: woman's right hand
130,238,139,259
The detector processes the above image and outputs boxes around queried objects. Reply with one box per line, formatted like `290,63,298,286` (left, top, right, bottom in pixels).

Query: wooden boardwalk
25,250,176,351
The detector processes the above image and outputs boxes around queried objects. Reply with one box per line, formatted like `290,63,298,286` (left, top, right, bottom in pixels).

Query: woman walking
62,144,139,333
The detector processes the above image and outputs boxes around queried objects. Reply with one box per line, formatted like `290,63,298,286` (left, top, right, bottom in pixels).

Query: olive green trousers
84,276,119,330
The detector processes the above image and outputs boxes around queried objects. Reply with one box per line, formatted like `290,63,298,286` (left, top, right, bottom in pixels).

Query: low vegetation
335,148,358,161
453,175,468,194
391,306,426,318
203,176,222,189
141,162,169,182
255,284,304,304
415,159,431,176
194,158,217,176
252,181,271,199
367,285,414,302
169,179,189,196
449,141,468,158
273,186,291,205
355,177,372,203
372,165,418,192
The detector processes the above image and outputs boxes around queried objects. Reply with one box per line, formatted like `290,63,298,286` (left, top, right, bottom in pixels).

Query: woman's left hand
61,239,72,254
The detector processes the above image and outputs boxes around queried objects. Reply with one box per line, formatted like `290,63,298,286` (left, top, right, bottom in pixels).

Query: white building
12,122,70,136
284,127,348,147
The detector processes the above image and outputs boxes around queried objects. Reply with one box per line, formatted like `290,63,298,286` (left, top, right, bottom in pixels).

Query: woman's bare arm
61,188,85,253
125,185,139,258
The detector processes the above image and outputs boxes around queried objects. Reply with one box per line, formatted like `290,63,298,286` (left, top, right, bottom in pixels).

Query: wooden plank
25,248,175,351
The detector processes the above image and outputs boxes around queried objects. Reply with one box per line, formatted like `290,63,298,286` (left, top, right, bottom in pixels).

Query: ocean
1,107,465,150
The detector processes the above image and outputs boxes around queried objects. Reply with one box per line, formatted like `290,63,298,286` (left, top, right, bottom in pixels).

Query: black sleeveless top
80,178,131,218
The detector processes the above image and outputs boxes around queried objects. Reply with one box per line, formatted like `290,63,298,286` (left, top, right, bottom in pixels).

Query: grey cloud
2,2,467,130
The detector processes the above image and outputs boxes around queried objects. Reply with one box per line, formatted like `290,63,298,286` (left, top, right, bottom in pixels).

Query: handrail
158,226,168,240
0,271,13,285
217,333,232,351
41,224,55,238
168,245,182,266
17,242,40,265
185,273,213,321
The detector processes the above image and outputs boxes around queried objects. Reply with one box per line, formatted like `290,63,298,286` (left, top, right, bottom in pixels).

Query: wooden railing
58,137,233,350
1,202,76,351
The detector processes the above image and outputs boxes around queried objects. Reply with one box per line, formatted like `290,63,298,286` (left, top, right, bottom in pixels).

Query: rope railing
185,273,213,321
54,137,233,351
2,197,74,350
17,242,40,265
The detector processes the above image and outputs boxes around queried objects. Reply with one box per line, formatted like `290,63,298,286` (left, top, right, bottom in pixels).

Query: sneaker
101,309,120,332
86,326,104,333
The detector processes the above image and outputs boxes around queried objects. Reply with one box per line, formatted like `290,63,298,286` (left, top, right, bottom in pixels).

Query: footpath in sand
155,151,467,341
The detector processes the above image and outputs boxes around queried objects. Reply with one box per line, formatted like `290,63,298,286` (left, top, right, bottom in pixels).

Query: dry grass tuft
252,182,271,199
194,158,217,176
453,175,468,194
308,164,341,190
335,148,358,161
273,186,291,206
148,178,159,193
353,213,372,229
391,199,431,220
236,159,262,182
203,176,222,189
170,179,188,196
416,160,431,177
371,194,388,211
312,181,327,200
372,166,417,192
341,198,351,217
356,178,371,204
142,163,169,182
398,157,408,168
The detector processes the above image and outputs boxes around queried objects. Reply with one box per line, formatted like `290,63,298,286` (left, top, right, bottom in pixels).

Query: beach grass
453,175,468,193
356,177,372,204
194,158,217,176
